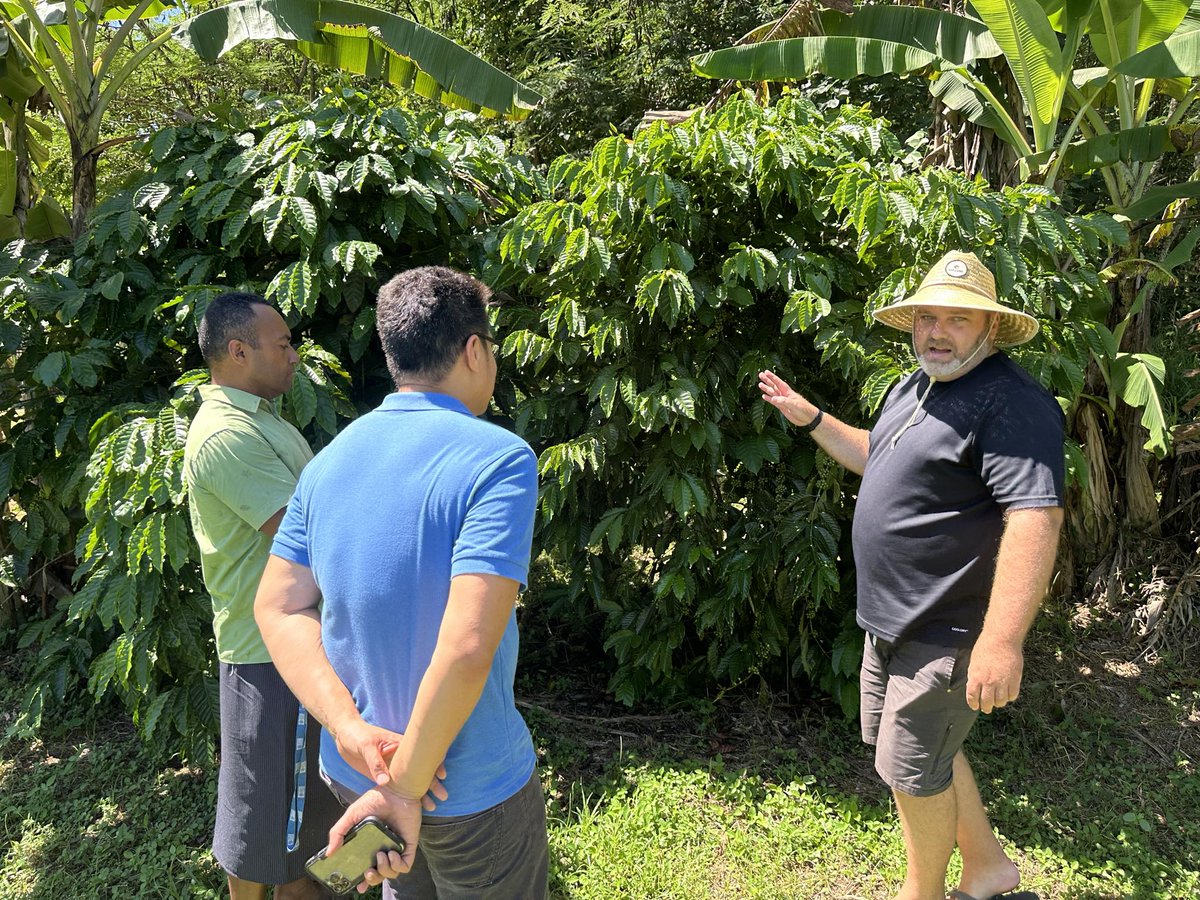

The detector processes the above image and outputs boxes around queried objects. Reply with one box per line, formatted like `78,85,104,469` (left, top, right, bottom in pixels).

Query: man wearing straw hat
759,251,1063,900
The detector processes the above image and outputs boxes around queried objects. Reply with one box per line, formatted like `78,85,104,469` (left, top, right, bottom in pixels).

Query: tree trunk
922,4,1022,188
1068,401,1116,555
7,101,34,232
1067,252,1163,576
927,93,1020,187
69,123,99,240
2,103,33,234
1115,271,1161,534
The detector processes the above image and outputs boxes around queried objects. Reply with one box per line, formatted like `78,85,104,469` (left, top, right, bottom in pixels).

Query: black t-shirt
852,352,1065,646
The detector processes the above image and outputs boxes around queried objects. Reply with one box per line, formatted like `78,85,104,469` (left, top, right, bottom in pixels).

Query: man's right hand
333,718,449,809
332,717,403,786
758,370,821,429
325,787,425,893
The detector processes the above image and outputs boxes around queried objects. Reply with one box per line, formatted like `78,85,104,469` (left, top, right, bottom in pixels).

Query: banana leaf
1122,180,1200,219
0,55,42,102
18,0,171,26
1089,0,1191,69
819,6,1002,64
739,3,821,43
1115,28,1200,76
691,36,942,81
30,1,65,25
930,69,1010,133
99,0,174,22
970,0,1067,148
173,0,540,120
1024,124,1174,175
694,5,1006,84
1037,0,1100,32
1066,65,1192,105
3,193,68,240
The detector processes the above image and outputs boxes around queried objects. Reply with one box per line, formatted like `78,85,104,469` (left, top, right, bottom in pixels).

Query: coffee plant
487,91,1127,708
2,89,538,760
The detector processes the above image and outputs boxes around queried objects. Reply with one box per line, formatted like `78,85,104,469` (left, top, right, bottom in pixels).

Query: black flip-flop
948,891,1040,900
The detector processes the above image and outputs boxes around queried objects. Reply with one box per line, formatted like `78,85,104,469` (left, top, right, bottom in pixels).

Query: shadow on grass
0,671,225,900
525,615,1199,899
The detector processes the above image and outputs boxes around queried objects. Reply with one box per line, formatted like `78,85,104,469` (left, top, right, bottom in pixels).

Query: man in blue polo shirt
254,266,547,898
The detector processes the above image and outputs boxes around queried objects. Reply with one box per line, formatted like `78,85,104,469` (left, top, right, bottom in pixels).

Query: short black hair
198,292,272,365
375,267,491,386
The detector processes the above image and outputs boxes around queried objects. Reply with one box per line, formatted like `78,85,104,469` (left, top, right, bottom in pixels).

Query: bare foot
955,856,1021,899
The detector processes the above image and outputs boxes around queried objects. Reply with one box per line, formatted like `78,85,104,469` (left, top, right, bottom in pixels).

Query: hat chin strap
911,314,998,383
892,318,997,449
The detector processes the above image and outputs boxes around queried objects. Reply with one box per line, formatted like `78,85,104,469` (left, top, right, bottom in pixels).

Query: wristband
798,408,823,434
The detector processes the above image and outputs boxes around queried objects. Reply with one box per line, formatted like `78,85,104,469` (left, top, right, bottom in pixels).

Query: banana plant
0,0,179,237
172,0,542,121
0,15,71,239
692,0,1200,216
0,0,541,240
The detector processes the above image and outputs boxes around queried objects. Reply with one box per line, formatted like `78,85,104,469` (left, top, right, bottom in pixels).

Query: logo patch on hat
945,259,969,278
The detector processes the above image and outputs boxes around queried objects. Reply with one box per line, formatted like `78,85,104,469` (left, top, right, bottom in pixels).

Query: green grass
546,760,907,897
2,613,1196,899
0,712,225,897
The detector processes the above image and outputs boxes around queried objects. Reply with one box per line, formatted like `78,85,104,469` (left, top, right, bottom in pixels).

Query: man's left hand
966,635,1024,714
332,717,404,786
325,787,425,893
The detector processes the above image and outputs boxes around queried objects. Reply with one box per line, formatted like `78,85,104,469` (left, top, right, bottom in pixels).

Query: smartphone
305,816,406,895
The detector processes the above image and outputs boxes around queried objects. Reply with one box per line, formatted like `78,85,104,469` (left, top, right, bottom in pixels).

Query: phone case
305,816,406,895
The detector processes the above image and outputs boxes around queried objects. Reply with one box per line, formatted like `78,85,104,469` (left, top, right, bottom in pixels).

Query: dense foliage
692,0,1200,580
488,93,1126,706
1,90,538,759
436,0,794,160
2,88,1128,758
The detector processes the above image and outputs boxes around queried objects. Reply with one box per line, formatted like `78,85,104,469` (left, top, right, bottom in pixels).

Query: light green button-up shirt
183,384,313,664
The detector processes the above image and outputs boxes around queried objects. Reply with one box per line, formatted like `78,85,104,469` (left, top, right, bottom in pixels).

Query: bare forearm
809,415,870,475
758,371,868,474
981,506,1064,645
259,606,362,737
385,651,493,798
384,573,517,800
254,555,363,739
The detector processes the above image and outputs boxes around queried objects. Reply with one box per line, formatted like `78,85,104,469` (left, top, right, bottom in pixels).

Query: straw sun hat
871,251,1040,347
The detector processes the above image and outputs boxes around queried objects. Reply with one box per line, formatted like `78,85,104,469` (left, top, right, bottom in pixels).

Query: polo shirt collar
380,391,474,416
199,383,274,413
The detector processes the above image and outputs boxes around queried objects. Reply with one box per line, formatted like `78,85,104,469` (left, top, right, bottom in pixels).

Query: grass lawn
1,601,1196,899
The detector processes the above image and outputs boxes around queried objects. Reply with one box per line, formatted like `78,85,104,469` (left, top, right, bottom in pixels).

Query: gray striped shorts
214,661,341,884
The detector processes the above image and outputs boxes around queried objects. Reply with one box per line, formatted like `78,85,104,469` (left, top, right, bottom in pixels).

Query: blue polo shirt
271,391,538,816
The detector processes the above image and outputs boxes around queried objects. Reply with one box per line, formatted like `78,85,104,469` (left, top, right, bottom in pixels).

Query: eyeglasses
469,331,501,356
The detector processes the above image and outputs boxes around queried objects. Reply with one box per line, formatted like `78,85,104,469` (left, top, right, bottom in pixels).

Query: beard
913,333,993,380
917,351,967,378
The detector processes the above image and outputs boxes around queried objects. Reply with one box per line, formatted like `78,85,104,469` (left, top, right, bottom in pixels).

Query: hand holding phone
305,816,405,895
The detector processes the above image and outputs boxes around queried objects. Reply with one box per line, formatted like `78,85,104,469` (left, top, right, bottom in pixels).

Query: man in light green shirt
184,291,337,900
187,384,311,664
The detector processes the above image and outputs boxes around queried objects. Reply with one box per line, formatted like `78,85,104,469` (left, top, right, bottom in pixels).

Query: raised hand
758,370,820,428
